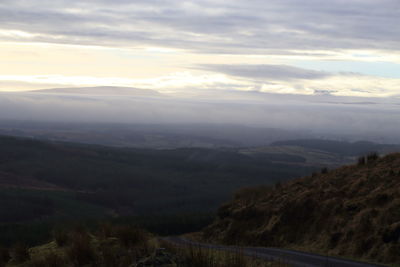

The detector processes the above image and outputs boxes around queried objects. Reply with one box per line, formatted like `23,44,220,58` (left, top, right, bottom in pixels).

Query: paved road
162,236,386,267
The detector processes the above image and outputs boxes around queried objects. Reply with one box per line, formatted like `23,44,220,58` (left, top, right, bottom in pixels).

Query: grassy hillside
0,135,316,217
0,135,319,245
204,153,400,265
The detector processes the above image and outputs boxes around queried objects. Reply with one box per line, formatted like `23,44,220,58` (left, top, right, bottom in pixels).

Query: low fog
1,87,400,144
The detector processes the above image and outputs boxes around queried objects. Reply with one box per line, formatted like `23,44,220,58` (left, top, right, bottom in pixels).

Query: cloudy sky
0,0,399,97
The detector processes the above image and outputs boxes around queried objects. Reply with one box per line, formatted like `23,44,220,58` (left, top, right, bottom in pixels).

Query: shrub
217,204,231,219
66,230,95,266
53,228,69,247
97,222,113,239
176,244,274,267
357,156,366,165
11,243,30,263
358,152,379,166
113,226,149,248
0,246,10,267
366,152,379,163
321,167,328,174
274,182,282,190
185,245,213,267
98,244,123,267
234,186,270,203
384,244,400,263
29,252,66,267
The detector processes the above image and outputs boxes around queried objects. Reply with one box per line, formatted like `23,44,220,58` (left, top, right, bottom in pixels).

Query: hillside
0,135,316,225
203,153,400,265
0,121,307,149
271,139,400,156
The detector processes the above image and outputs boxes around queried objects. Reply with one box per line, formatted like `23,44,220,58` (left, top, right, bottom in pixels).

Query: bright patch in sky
293,61,400,79
0,0,399,97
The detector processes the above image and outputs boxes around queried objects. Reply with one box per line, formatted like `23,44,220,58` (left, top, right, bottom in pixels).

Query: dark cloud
0,0,399,54
197,64,331,81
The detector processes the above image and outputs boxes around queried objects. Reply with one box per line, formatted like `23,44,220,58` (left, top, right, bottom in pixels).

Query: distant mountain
31,86,163,97
0,121,309,149
204,153,400,265
271,139,400,156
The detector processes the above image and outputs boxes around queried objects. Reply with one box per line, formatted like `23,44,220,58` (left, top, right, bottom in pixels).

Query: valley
0,133,399,265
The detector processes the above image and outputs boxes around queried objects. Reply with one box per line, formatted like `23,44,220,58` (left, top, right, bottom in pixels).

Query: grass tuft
11,243,30,263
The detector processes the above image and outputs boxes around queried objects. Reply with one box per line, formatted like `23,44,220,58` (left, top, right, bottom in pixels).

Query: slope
204,153,400,265
0,135,316,220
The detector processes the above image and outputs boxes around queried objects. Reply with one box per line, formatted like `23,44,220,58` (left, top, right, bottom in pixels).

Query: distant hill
0,121,310,149
271,139,400,156
30,86,163,97
241,139,400,169
203,153,400,264
0,135,317,223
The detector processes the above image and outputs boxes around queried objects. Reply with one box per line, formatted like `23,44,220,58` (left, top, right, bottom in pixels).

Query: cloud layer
198,64,331,81
0,1,399,97
0,0,399,54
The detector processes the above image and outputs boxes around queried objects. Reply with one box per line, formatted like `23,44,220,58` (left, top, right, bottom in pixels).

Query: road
162,236,386,267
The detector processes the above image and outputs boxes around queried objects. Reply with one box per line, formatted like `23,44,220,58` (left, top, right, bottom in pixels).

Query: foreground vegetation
161,242,289,267
0,224,284,267
0,212,214,248
0,224,156,267
204,153,400,265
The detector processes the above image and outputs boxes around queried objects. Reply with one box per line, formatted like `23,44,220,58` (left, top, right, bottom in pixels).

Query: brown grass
10,243,30,263
53,228,69,247
2,224,156,266
29,252,67,267
113,225,149,249
204,153,400,265
161,240,289,267
0,246,10,267
65,229,95,266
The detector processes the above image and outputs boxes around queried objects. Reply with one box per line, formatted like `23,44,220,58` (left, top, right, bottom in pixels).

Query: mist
0,87,399,143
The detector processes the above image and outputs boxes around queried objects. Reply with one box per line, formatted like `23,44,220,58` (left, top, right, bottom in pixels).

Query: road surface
162,236,386,267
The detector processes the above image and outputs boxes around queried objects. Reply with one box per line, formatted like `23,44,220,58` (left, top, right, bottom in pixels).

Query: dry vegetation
2,223,286,266
2,224,155,267
204,153,400,265
161,240,289,267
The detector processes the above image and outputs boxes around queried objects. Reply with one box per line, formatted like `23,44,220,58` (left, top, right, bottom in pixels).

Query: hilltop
203,153,400,264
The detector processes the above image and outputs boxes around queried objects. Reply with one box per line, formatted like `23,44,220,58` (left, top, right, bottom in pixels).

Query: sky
0,0,400,97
